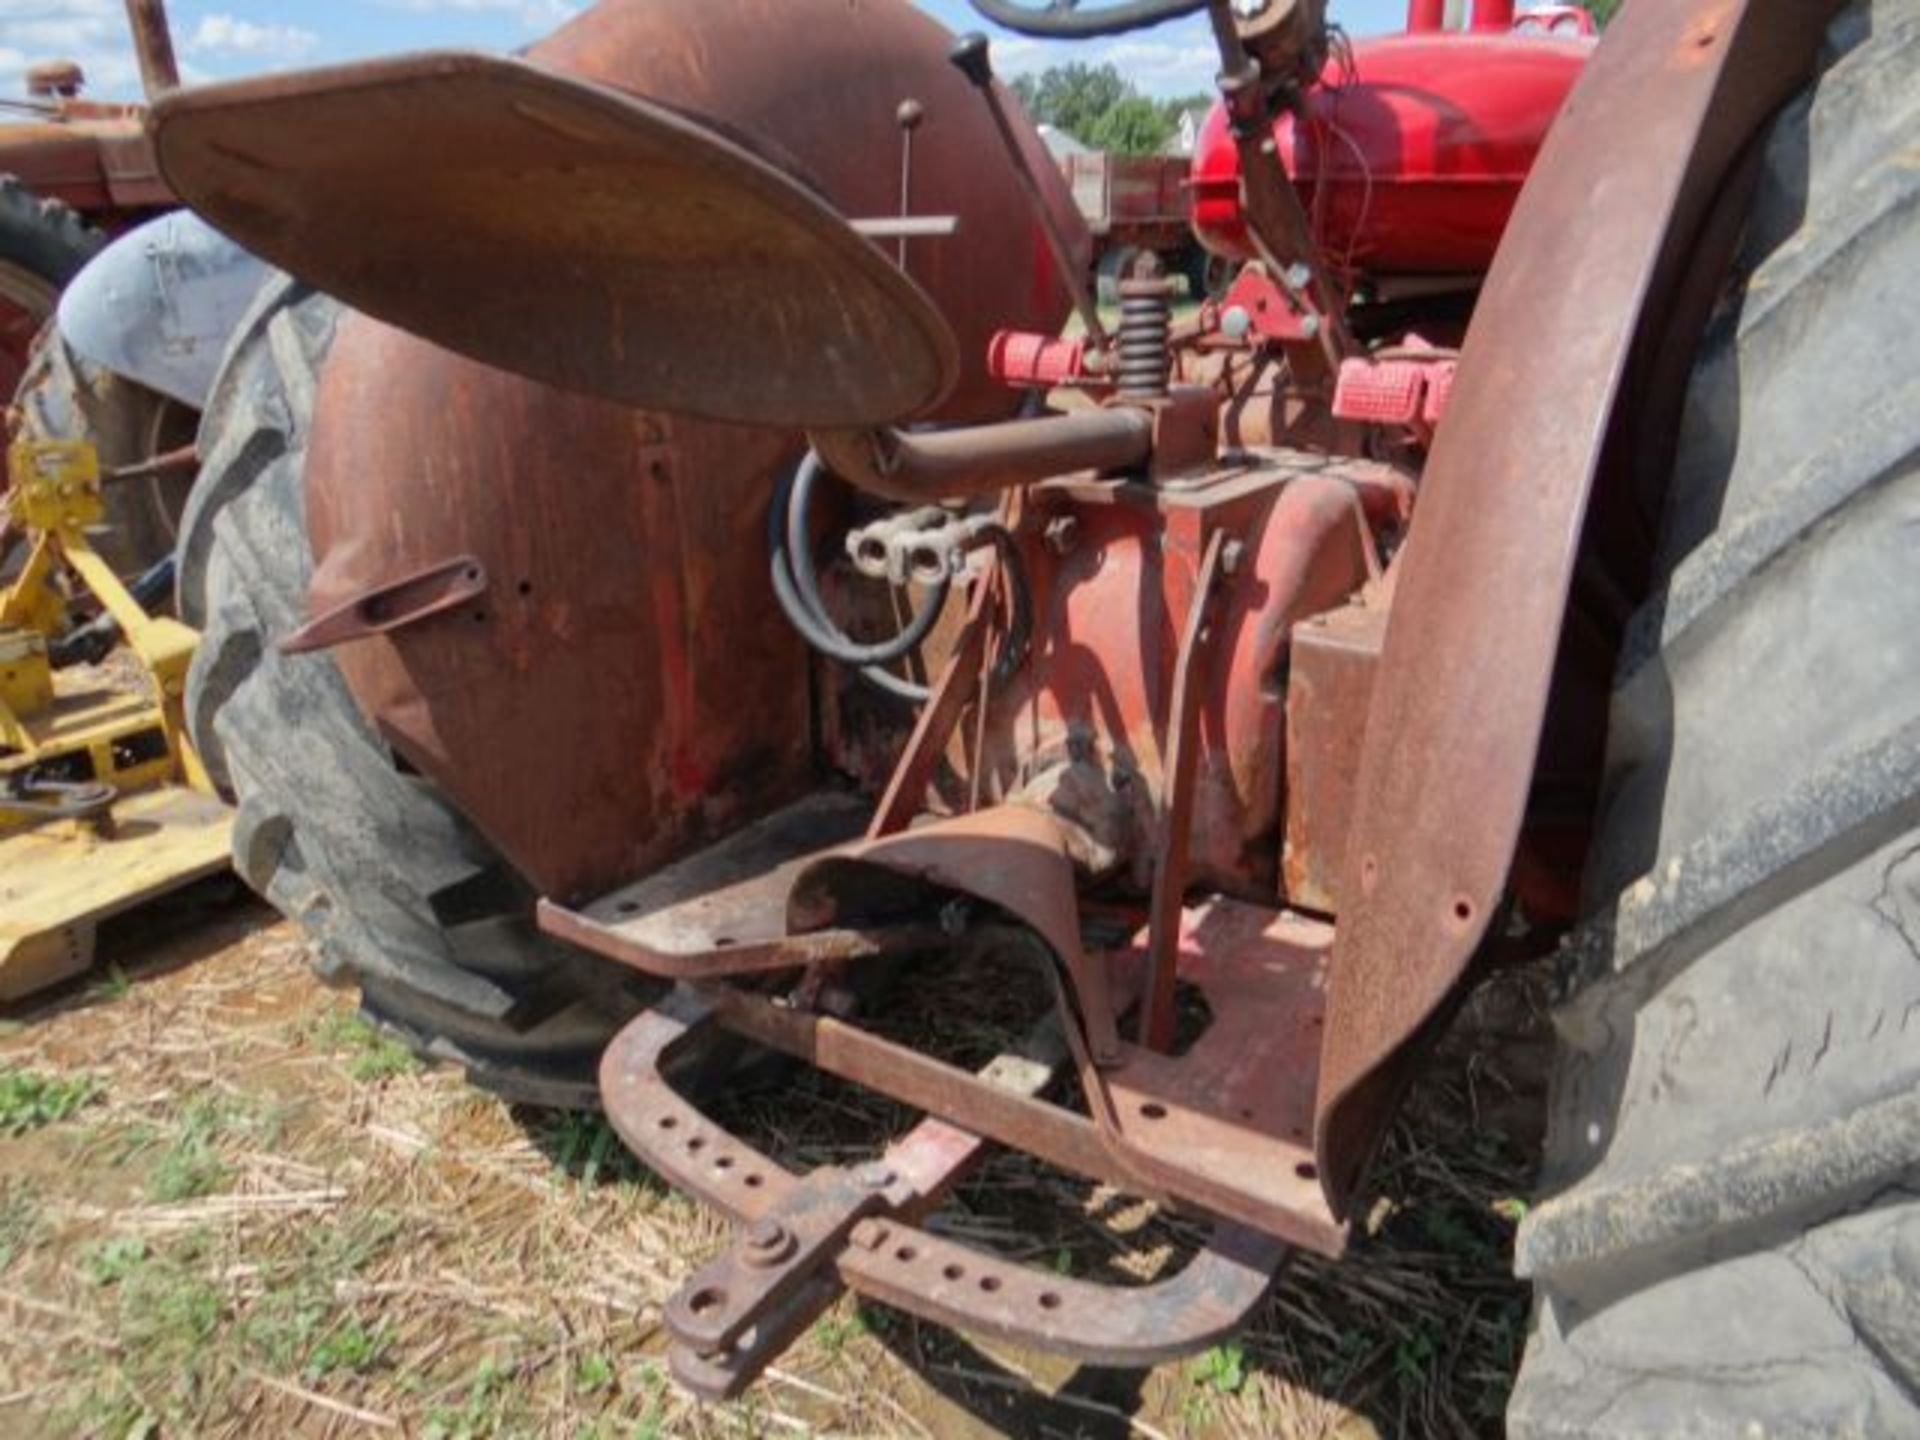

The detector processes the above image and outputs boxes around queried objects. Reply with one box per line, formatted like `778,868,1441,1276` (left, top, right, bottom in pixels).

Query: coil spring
1116,280,1174,400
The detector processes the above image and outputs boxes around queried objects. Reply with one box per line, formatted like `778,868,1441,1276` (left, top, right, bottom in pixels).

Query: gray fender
56,211,269,410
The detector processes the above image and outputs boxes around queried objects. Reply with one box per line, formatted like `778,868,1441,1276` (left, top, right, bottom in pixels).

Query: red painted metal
987,330,1094,389
1406,0,1446,34
1470,0,1516,33
1190,32,1589,276
1313,0,1844,1211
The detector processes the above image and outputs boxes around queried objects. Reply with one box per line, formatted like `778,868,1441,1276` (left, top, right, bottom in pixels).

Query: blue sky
0,1,1414,105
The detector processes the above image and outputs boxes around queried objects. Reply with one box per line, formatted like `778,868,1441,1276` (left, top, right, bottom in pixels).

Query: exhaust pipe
809,408,1154,504
125,0,180,97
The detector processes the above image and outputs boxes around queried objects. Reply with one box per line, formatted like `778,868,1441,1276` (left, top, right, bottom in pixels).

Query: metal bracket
601,987,1288,1399
282,555,488,655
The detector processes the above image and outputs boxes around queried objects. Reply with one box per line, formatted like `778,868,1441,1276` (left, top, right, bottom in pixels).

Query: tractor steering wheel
967,0,1209,40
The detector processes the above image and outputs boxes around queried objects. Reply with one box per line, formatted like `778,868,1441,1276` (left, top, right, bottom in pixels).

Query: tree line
1008,0,1620,157
1008,65,1211,156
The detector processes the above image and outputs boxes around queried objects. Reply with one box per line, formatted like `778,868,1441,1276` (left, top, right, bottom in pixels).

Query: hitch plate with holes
601,987,1289,1398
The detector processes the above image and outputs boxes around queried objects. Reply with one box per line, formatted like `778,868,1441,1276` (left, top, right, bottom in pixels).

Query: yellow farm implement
0,437,228,1000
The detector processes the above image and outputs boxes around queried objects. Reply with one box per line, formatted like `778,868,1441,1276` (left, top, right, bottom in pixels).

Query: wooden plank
0,786,231,1000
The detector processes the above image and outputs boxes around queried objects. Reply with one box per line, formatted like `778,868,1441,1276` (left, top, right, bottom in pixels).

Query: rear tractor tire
0,177,102,409
1511,3,1920,1434
178,279,647,1107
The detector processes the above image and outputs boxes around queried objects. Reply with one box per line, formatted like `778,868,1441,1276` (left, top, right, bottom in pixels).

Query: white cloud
0,1,142,100
371,0,582,30
987,18,1221,99
188,14,320,59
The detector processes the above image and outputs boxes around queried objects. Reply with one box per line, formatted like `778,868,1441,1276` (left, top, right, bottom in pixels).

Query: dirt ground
0,880,1555,1439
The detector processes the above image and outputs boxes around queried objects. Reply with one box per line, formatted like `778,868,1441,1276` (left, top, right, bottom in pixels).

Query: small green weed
549,1112,624,1188
240,1208,403,1373
1393,1324,1441,1385
301,1006,422,1081
148,1097,235,1202
1188,1340,1248,1396
0,1180,39,1270
0,1066,100,1135
84,1234,150,1285
424,1355,523,1440
573,1352,615,1395
811,1308,868,1356
91,964,134,1002
305,1316,393,1381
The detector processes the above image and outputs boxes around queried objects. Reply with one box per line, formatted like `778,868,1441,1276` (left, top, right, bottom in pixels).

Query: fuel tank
1191,32,1590,276
305,0,1086,904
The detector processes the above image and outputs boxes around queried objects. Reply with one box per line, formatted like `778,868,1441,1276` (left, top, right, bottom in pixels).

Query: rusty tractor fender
1313,0,1844,1209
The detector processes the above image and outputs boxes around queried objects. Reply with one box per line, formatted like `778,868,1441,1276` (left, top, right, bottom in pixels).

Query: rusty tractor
0,1,233,593
0,0,180,403
143,0,1917,1429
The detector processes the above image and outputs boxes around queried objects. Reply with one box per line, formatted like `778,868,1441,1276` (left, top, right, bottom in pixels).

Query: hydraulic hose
769,451,1035,704
769,453,943,703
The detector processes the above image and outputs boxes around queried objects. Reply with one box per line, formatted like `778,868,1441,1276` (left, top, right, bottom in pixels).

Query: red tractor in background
143,0,1917,1431
0,0,179,402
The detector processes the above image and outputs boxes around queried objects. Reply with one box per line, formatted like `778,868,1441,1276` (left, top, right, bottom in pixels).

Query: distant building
1038,124,1090,159
1169,108,1208,157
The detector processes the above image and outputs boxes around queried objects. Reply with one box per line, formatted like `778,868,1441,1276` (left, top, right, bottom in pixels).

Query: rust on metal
665,1167,885,1356
1140,527,1226,1052
792,804,1125,1064
701,979,1124,1188
149,51,959,429
293,0,1083,905
810,408,1153,505
537,793,885,979
1095,899,1345,1254
1314,0,1843,1210
1282,595,1385,914
126,0,181,97
279,555,488,655
599,986,1286,1394
866,586,992,840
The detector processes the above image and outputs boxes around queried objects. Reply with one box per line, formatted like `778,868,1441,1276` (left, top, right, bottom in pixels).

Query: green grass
424,1355,528,1440
300,1007,423,1082
304,1316,395,1382
63,1230,228,1439
239,1209,403,1375
572,1352,616,1395
0,1179,39,1270
0,1066,100,1135
147,1096,235,1202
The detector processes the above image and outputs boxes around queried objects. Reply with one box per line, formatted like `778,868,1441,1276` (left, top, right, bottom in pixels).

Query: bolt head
858,1162,897,1191
747,1218,787,1252
1220,305,1253,340
742,1217,796,1269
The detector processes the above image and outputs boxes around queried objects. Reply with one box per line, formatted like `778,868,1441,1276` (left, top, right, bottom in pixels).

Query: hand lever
948,33,1110,353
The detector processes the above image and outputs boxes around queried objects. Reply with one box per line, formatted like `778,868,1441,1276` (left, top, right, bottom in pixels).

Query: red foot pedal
1333,358,1426,426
